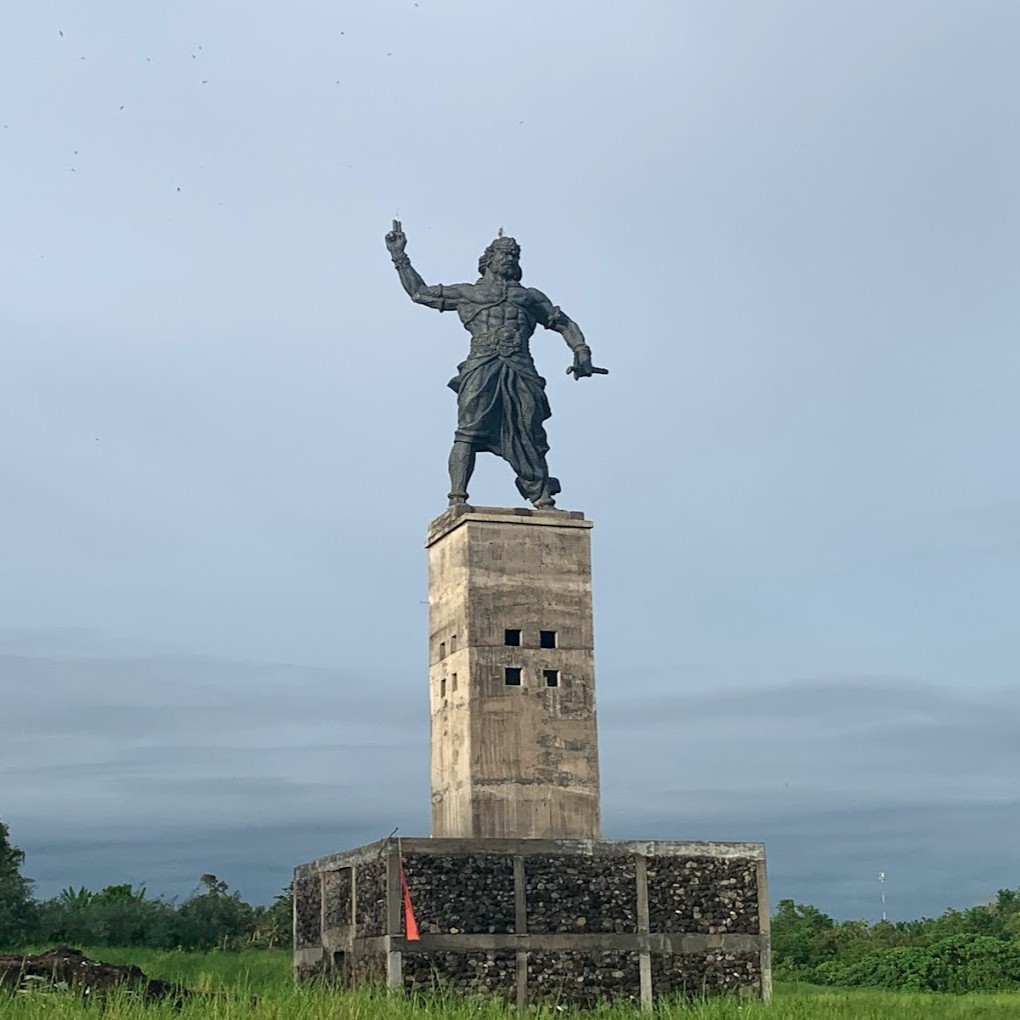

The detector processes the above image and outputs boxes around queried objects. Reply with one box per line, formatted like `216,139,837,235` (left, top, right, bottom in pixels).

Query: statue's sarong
448,330,560,502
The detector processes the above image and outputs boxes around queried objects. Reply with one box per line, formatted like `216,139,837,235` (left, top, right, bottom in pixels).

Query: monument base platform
293,837,770,1008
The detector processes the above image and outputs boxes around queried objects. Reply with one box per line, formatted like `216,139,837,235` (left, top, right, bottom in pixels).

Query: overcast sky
2,1,1018,922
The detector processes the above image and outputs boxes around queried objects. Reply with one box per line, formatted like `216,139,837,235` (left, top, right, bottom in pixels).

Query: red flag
398,855,420,940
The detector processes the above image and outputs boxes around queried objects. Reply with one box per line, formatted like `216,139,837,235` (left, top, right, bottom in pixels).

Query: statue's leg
448,440,476,506
496,368,561,509
533,472,561,510
515,466,561,510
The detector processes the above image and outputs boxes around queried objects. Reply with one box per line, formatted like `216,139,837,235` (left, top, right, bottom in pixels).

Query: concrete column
426,506,601,840
756,858,772,1003
635,855,652,1010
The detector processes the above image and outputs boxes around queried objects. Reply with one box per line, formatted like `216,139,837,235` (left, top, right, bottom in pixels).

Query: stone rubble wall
294,875,321,949
322,868,352,930
354,859,387,937
348,951,387,988
402,950,516,999
651,950,762,1000
295,841,768,1007
647,856,759,934
404,853,516,934
528,950,640,1008
294,955,327,983
524,854,637,933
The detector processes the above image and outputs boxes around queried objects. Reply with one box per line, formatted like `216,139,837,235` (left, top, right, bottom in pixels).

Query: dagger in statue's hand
566,364,610,380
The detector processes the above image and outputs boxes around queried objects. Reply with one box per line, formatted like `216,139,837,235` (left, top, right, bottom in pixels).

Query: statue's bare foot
534,496,556,510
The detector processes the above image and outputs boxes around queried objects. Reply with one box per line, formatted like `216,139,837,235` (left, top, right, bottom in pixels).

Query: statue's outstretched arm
528,288,608,380
384,220,463,311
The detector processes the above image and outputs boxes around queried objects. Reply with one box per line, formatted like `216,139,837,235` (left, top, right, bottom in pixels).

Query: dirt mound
0,946,195,1005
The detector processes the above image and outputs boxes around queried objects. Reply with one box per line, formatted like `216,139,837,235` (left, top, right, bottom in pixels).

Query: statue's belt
468,327,531,358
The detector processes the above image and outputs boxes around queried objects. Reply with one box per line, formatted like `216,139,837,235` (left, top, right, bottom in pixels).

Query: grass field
5,948,1020,1019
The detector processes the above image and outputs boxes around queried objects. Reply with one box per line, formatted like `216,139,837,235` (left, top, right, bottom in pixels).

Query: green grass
4,950,1020,1018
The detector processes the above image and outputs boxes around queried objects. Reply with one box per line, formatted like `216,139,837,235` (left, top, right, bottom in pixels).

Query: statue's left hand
566,355,609,380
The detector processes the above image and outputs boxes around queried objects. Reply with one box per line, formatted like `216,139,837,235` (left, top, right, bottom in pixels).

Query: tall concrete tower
295,499,770,1004
426,504,600,839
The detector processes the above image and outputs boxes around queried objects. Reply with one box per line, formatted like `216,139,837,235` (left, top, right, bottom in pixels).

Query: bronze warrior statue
385,221,607,510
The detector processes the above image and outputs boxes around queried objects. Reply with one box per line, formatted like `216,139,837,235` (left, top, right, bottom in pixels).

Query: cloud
4,646,1018,920
598,676,1020,920
2,644,430,903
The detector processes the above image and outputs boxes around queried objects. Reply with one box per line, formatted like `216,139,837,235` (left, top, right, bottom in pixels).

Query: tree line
772,895,1020,992
5,819,1020,990
0,820,291,950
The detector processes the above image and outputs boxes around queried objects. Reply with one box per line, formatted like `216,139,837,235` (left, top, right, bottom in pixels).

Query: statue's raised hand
385,219,407,255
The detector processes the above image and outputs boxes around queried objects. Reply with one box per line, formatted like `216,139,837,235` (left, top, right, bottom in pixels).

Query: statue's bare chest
458,285,535,333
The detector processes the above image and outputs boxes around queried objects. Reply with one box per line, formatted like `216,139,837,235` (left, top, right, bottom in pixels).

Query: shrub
815,934,1020,993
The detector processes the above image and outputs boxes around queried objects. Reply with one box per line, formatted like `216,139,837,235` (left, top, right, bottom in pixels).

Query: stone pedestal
293,838,771,1008
426,506,600,840
293,504,772,1006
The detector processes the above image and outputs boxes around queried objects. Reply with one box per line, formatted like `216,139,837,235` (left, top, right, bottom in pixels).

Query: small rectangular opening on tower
451,672,458,692
539,630,557,649
440,677,447,698
543,669,560,687
504,667,522,686
439,641,446,659
450,634,458,652
504,629,521,647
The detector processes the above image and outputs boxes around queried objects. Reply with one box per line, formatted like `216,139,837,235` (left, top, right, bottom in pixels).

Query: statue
385,221,607,510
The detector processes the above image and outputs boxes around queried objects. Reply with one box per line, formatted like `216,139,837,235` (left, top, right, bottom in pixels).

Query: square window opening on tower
543,669,560,687
504,667,522,686
540,630,557,649
504,629,521,646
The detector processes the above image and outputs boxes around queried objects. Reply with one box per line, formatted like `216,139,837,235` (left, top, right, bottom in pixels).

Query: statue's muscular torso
407,279,555,345
453,283,543,340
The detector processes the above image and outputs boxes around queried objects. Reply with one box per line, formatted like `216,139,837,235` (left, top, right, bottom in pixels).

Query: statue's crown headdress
478,234,522,278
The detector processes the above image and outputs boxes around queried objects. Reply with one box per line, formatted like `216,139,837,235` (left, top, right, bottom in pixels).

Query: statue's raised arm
385,220,465,312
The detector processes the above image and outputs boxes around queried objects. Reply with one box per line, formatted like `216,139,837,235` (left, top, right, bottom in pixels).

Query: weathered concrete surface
426,505,600,839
